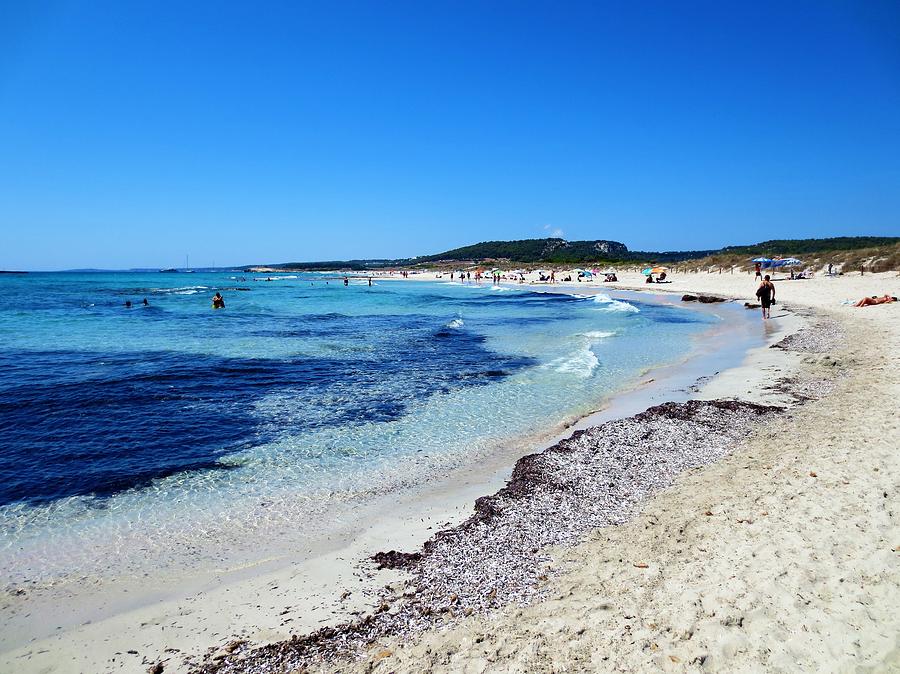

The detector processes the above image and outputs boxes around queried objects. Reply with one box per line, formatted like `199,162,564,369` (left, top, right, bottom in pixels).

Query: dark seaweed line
188,399,785,674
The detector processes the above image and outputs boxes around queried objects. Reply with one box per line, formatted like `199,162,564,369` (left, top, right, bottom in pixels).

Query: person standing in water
343,276,349,286
212,292,225,309
755,275,775,319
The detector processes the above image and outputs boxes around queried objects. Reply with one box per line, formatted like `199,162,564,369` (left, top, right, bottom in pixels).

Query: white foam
551,347,600,377
150,285,210,295
589,294,639,313
446,318,465,329
546,330,612,377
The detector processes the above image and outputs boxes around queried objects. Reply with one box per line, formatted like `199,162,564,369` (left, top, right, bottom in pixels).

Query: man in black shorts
755,275,775,320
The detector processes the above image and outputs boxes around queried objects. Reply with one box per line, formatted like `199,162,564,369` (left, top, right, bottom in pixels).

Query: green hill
418,238,632,263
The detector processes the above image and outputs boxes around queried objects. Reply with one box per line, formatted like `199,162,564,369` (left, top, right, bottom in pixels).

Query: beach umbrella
650,266,667,273
750,257,773,266
641,268,654,276
781,257,803,266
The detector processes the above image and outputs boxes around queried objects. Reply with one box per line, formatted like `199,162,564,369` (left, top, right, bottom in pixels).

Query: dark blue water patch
0,322,533,506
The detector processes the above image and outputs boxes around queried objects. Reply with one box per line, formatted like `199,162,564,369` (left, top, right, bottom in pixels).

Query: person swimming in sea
142,298,149,306
755,275,775,319
212,292,225,309
124,300,132,308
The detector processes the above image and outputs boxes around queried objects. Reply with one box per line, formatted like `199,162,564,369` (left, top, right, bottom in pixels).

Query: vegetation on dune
721,237,900,256
671,241,900,273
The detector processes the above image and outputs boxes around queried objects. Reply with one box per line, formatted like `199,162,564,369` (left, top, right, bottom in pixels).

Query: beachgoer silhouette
755,275,775,319
212,292,225,309
142,298,149,306
124,300,132,308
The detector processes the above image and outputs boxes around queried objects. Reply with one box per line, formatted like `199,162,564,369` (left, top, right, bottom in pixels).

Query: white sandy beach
2,269,898,674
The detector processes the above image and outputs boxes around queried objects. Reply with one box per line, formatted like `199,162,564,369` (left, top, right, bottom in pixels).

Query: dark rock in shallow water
681,293,726,303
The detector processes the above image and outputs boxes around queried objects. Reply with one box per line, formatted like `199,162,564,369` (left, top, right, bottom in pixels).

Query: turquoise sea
0,272,726,584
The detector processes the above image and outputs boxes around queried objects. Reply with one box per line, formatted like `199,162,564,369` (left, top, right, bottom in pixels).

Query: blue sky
1,1,898,269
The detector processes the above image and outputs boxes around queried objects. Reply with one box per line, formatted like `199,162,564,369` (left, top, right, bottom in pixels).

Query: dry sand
312,269,900,673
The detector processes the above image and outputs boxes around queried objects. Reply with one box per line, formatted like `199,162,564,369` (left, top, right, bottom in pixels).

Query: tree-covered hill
417,238,631,263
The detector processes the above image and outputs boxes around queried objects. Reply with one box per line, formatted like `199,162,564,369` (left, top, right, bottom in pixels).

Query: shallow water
0,272,719,584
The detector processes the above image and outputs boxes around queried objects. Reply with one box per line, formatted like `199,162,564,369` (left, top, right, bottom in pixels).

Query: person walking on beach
755,275,775,319
754,262,762,280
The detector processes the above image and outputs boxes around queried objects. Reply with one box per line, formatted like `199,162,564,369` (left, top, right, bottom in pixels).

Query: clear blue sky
1,1,898,270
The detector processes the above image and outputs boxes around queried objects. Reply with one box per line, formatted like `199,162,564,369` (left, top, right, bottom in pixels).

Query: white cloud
543,224,565,238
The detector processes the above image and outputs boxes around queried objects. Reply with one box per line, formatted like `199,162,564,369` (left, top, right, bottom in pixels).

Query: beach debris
371,550,422,570
148,663,164,674
771,318,845,353
191,399,786,674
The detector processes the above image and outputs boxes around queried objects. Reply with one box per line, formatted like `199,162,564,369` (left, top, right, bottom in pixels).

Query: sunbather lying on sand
854,294,897,307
